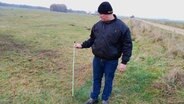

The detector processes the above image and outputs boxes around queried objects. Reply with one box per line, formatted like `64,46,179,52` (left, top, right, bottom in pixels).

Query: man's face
99,14,111,21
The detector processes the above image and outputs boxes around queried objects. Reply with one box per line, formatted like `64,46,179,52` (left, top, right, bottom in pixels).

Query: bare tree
50,4,67,12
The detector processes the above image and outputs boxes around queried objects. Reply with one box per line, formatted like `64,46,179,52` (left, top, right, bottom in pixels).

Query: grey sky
1,0,184,20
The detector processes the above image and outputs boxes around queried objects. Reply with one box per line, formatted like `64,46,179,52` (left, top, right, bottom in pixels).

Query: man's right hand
74,43,82,49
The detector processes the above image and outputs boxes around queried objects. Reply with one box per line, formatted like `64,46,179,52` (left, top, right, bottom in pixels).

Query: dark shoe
85,98,98,104
102,100,109,104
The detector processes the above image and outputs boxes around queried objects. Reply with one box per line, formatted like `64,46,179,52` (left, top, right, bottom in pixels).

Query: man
74,1,132,104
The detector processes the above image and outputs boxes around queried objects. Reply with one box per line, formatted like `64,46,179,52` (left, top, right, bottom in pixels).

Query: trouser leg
102,60,118,101
90,56,104,100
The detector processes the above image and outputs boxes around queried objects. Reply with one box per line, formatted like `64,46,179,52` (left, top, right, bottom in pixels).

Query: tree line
0,2,87,14
50,4,87,14
0,2,48,10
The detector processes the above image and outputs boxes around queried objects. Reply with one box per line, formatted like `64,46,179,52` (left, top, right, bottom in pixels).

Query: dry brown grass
123,18,184,103
152,68,184,103
124,18,184,59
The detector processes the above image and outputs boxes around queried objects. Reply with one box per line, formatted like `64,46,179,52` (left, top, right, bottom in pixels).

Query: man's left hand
118,63,127,73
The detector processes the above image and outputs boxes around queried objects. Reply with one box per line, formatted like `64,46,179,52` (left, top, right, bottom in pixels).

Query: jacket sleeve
81,26,95,48
121,28,133,64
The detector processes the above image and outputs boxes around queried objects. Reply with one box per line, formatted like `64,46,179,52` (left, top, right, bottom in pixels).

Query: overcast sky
1,0,184,21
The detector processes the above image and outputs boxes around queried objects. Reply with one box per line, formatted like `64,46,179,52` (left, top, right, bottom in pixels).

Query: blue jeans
90,56,118,101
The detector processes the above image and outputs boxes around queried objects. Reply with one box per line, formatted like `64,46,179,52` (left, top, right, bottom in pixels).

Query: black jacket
82,15,132,64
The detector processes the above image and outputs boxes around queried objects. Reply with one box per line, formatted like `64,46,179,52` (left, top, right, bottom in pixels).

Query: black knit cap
98,1,113,14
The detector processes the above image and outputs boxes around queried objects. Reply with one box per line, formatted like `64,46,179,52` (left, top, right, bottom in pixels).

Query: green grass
0,7,184,104
0,7,95,104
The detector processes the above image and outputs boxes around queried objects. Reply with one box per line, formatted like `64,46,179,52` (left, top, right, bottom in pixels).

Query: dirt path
136,19,184,36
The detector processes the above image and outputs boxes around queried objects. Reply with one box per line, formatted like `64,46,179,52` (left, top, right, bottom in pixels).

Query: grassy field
144,19,184,29
0,7,184,104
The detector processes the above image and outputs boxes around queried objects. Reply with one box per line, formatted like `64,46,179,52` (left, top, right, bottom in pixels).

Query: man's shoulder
116,19,126,25
92,21,102,28
115,19,129,30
